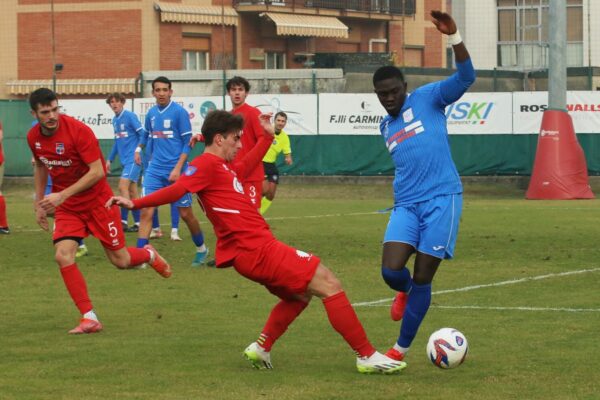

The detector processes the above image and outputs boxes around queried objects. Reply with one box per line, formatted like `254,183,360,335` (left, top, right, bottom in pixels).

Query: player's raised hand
105,195,134,210
189,133,205,148
259,113,275,137
430,10,457,35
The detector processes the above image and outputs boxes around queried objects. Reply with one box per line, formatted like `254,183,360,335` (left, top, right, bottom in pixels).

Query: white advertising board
59,99,132,139
513,91,600,134
446,92,512,134
319,93,386,135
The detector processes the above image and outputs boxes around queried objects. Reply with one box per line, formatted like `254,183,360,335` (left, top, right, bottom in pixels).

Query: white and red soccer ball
426,328,468,369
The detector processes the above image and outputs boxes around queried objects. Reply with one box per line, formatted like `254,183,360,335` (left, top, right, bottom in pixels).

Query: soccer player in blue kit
372,10,475,362
106,93,143,232
135,76,208,266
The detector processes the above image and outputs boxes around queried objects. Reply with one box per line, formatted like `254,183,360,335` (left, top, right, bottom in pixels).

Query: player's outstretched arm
430,10,470,63
105,196,134,210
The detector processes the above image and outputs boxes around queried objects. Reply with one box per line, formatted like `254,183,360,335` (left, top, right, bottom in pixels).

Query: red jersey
232,103,264,182
27,114,113,212
178,136,274,266
0,120,4,165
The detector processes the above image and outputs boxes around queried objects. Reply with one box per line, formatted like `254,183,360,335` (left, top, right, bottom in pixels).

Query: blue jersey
143,101,192,172
380,59,476,205
108,109,144,165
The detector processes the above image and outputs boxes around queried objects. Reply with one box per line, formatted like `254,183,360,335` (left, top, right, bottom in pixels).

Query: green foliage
0,182,599,399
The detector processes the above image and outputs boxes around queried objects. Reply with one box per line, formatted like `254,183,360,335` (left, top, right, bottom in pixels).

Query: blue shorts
383,194,462,260
121,162,142,183
45,176,53,196
142,167,193,208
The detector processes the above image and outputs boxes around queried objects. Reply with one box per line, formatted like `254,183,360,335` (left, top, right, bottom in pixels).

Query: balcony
232,0,415,16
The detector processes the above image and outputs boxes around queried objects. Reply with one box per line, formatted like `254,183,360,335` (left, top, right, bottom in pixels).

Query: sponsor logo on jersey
56,143,65,155
386,120,424,152
39,156,72,167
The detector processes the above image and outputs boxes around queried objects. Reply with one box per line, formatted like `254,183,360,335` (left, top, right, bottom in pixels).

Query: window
182,51,209,71
497,0,583,69
265,52,285,69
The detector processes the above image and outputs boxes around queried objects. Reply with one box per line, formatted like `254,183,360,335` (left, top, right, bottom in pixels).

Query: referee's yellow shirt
263,130,291,163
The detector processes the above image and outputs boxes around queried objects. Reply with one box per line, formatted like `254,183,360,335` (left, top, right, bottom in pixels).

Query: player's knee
54,249,75,266
310,266,343,297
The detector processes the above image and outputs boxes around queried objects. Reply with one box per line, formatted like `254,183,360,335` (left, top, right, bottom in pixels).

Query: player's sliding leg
386,253,440,362
179,199,208,267
244,298,309,369
105,246,172,278
54,239,102,334
308,264,407,374
170,203,181,241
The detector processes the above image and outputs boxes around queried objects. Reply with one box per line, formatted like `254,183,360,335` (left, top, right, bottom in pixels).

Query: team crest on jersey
164,119,171,129
403,108,414,123
184,166,197,176
233,176,244,194
120,123,125,130
35,142,41,150
55,143,65,155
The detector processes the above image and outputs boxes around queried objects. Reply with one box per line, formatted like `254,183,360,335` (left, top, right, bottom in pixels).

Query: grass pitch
0,180,599,399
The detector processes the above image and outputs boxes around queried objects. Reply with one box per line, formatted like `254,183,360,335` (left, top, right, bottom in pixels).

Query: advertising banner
60,99,132,139
319,93,385,135
246,94,318,135
513,91,600,134
446,92,512,134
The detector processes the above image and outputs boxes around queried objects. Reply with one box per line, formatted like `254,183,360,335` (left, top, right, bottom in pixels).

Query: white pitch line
359,304,600,313
352,267,600,307
265,211,380,221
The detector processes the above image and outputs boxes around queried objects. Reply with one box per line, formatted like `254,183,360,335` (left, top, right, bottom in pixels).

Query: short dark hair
106,92,126,104
274,111,288,120
372,66,405,86
201,110,244,145
152,76,172,90
226,76,250,92
29,88,58,111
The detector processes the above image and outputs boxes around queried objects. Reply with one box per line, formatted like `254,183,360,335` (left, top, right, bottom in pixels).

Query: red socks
0,195,7,228
60,264,92,314
127,247,151,266
322,291,376,358
258,299,308,351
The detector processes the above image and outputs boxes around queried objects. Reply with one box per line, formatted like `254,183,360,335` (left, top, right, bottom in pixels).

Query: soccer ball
426,328,468,369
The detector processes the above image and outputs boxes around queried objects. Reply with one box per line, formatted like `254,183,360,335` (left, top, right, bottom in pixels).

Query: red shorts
233,239,321,300
243,180,263,209
53,204,125,251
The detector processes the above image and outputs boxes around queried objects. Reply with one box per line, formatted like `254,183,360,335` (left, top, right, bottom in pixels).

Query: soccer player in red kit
227,76,264,209
0,120,9,234
27,88,171,334
107,110,407,374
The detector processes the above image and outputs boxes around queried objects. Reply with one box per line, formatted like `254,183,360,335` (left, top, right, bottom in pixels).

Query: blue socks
397,282,432,348
136,238,149,248
120,208,128,224
382,266,412,292
191,232,204,247
132,209,140,225
170,204,180,230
